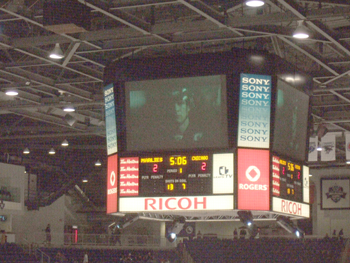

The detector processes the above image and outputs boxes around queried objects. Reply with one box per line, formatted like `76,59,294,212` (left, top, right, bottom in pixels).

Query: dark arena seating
0,238,344,263
0,243,39,262
40,247,180,262
183,237,346,263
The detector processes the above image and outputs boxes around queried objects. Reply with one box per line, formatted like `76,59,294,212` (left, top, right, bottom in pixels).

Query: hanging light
95,159,102,166
49,43,64,59
48,148,56,155
5,89,19,96
82,178,88,183
63,105,75,112
23,147,30,154
61,139,69,147
293,20,310,39
245,0,265,7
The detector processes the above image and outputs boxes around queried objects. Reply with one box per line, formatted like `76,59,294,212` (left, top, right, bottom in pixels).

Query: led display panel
103,84,118,155
273,79,310,162
237,73,271,148
125,75,228,151
272,155,303,202
237,148,270,210
117,152,235,212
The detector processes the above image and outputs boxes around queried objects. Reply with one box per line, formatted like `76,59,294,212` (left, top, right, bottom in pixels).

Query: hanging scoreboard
116,152,235,213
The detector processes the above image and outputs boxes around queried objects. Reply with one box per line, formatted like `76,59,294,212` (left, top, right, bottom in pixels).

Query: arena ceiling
1,0,350,210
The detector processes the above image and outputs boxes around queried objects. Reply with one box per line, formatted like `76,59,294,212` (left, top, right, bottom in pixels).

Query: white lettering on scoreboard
272,197,310,218
119,195,234,212
238,74,271,148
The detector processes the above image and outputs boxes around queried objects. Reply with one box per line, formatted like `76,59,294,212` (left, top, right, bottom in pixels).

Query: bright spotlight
166,217,186,243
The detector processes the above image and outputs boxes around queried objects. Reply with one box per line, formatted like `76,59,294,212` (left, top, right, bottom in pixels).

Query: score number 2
153,164,158,173
201,162,207,171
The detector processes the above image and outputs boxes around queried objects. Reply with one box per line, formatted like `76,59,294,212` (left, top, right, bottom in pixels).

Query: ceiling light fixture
63,105,75,112
95,159,102,166
49,43,64,59
48,148,56,155
5,89,19,96
61,139,69,147
23,147,30,154
293,20,310,39
245,0,265,7
82,179,88,183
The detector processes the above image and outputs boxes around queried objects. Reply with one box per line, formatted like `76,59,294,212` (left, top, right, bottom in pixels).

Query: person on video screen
167,88,205,146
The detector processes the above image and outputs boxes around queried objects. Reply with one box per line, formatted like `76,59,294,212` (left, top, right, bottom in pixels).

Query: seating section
0,243,39,262
184,237,345,263
41,247,179,262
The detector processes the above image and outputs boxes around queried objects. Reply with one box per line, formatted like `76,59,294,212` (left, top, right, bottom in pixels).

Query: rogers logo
110,171,116,186
246,166,260,182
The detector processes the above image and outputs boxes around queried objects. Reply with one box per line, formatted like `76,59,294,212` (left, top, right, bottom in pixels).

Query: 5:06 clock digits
169,156,187,166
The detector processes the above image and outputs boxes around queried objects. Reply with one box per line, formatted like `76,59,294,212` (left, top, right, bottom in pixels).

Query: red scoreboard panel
116,152,235,213
107,154,118,214
237,148,270,211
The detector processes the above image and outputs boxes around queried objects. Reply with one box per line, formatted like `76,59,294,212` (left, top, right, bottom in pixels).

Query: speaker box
43,0,91,34
64,113,77,126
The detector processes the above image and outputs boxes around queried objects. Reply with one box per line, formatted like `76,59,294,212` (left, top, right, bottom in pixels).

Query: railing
340,238,350,263
35,248,50,263
17,231,345,250
17,232,175,249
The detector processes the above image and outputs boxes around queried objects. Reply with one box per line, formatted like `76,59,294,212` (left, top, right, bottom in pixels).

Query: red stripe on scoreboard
272,156,281,196
119,157,139,196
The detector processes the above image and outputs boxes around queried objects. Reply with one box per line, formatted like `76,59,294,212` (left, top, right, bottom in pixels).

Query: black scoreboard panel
272,155,303,202
138,154,213,196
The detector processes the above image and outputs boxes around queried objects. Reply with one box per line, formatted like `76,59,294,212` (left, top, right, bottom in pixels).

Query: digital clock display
272,155,303,202
119,153,214,197
139,154,212,196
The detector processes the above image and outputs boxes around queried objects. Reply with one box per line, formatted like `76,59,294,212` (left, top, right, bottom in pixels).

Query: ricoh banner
119,195,234,212
272,197,310,218
237,73,271,148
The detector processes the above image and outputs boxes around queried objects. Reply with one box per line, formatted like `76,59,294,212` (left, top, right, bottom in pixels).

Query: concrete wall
12,195,66,244
310,167,350,237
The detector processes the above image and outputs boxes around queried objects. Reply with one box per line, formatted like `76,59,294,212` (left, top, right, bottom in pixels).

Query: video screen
125,75,229,151
273,79,310,162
